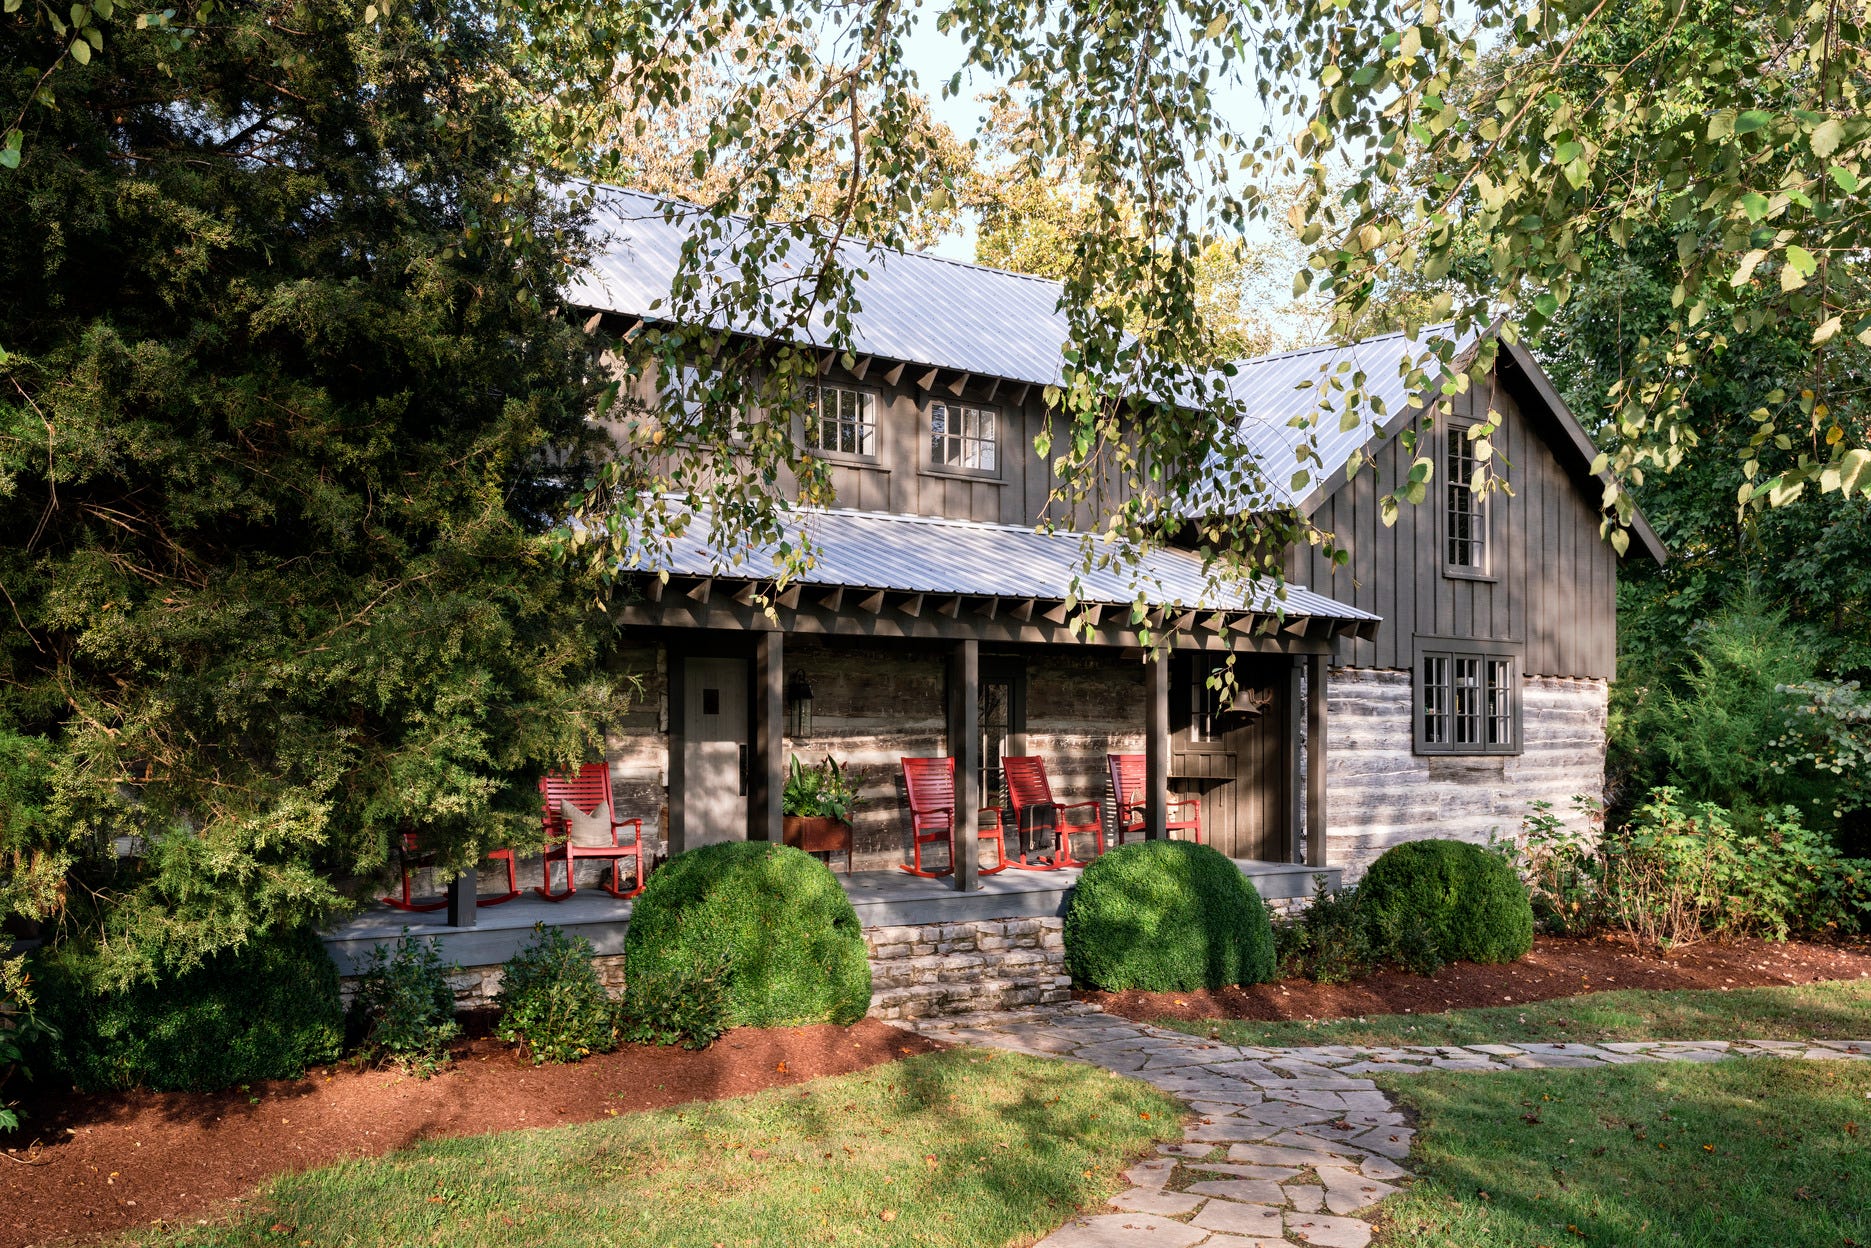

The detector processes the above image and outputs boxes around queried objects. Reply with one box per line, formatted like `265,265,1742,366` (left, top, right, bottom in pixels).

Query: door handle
738,743,749,797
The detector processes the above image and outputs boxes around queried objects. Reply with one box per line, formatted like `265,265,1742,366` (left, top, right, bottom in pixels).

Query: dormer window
929,402,998,472
805,385,876,458
1445,423,1487,573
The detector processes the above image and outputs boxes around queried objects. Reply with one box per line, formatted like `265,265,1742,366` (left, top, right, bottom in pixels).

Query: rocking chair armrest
977,808,1004,831
1166,795,1201,817
606,816,643,847
1057,798,1102,820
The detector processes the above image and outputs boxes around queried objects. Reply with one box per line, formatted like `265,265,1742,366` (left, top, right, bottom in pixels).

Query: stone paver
908,1003,1871,1248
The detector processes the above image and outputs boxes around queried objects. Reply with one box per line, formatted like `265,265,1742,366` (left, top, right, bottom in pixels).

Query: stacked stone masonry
865,917,1072,1020
342,919,1066,1018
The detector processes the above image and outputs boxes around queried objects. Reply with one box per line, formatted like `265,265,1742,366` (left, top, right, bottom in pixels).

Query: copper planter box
782,815,853,874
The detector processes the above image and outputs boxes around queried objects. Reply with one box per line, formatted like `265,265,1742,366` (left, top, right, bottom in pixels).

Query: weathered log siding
778,638,949,872
1323,667,1607,878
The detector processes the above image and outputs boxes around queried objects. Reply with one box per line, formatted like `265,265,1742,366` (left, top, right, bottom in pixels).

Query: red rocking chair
381,833,521,913
1106,753,1204,845
1002,756,1105,870
537,762,649,901
899,756,1009,878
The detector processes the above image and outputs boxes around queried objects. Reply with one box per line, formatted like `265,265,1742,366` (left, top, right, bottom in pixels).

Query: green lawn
119,1049,1181,1248
1161,979,1871,1049
1372,1058,1871,1248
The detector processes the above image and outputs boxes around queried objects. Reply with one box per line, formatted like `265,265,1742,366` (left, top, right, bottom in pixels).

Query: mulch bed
0,1018,941,1248
1086,933,1871,1024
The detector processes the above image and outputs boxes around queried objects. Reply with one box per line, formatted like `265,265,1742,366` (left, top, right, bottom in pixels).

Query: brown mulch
1085,933,1871,1024
0,1018,941,1248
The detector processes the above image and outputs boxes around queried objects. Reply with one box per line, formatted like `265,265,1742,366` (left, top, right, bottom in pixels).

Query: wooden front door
1170,654,1292,861
683,656,749,847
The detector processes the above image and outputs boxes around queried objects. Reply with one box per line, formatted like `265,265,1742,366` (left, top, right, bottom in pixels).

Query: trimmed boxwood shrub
1358,838,1535,973
623,842,870,1035
1064,840,1276,991
34,926,344,1093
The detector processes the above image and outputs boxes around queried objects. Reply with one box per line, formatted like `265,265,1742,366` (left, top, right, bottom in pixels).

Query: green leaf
1830,165,1860,193
1811,117,1845,158
1739,192,1769,223
1735,109,1774,135
1784,244,1818,277
69,36,90,65
1609,527,1630,557
1554,140,1583,163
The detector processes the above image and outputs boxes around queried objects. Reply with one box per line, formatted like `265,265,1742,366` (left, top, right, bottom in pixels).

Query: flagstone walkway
909,1005,1869,1248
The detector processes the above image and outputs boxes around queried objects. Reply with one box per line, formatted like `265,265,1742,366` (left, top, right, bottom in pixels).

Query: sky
887,6,1289,262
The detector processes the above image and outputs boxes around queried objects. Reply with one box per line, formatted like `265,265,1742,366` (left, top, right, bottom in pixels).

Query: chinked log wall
1321,668,1608,877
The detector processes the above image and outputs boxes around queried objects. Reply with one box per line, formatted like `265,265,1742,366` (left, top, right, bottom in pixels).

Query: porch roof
631,506,1379,624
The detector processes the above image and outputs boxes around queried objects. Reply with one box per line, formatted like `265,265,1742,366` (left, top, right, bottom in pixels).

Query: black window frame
1414,638,1521,756
1442,414,1492,580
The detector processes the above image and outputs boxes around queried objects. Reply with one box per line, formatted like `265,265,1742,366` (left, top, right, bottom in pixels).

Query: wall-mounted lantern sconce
784,671,814,737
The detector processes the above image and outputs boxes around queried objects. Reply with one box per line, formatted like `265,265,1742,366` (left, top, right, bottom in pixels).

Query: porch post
752,630,784,843
446,867,476,928
1145,649,1170,839
1306,654,1329,868
949,638,981,891
1285,658,1303,863
668,643,687,856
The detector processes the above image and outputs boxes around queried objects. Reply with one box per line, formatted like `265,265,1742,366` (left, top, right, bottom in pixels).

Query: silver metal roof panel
630,505,1379,622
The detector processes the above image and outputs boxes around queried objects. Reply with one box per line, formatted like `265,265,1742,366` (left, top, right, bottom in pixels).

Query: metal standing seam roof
568,186,1082,391
630,505,1379,622
569,187,1482,504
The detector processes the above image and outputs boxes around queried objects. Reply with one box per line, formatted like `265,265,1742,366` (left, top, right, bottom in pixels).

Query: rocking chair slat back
1000,755,1056,817
902,756,957,825
539,763,613,832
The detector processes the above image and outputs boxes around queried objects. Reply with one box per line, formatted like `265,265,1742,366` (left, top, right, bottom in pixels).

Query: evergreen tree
0,0,616,989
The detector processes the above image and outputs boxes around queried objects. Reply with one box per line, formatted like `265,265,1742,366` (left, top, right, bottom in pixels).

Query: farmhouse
327,188,1663,1016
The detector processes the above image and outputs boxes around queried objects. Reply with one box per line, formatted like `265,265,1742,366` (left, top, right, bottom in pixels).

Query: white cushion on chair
558,800,614,848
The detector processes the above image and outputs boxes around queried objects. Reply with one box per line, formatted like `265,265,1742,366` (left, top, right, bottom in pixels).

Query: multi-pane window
1417,646,1518,754
930,403,999,472
805,385,876,457
1446,426,1486,570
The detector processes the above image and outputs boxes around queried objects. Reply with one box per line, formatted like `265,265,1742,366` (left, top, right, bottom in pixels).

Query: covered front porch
321,856,1341,976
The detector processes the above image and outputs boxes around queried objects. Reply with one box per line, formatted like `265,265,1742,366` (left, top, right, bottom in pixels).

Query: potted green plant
782,754,856,873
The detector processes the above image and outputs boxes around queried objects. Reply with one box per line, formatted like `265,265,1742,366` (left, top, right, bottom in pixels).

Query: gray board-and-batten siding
1285,352,1624,681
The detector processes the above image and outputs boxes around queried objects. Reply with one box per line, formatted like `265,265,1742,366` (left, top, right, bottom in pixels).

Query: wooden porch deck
320,858,1339,975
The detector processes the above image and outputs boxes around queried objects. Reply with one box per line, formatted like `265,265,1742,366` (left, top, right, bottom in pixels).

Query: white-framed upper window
1445,422,1488,573
1416,643,1519,755
804,385,877,458
929,402,999,472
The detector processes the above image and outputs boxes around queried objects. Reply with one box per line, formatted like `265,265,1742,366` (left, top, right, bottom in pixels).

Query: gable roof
569,186,1665,565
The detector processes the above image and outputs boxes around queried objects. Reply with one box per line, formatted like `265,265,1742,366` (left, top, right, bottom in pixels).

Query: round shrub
35,926,344,1093
1064,840,1276,991
623,842,871,1034
496,925,618,1064
1357,838,1535,973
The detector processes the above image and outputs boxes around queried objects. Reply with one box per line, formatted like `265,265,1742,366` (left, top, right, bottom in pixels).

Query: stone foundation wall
343,919,1071,1018
865,917,1072,1020
1324,668,1607,878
